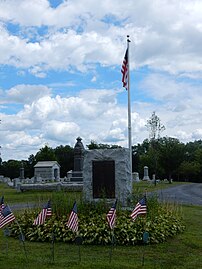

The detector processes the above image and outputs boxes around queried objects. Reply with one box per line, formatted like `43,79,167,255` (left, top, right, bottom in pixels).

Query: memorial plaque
92,160,115,198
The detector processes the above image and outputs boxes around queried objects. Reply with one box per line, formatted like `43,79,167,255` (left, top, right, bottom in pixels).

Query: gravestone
71,137,85,182
74,137,85,173
133,172,140,182
143,166,150,181
19,162,25,180
83,148,132,206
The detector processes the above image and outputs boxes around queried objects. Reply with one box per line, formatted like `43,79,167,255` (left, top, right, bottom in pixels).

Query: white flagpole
127,35,132,176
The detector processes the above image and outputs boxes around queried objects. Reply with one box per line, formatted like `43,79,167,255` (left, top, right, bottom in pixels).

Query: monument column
72,137,85,180
143,166,150,181
19,162,25,181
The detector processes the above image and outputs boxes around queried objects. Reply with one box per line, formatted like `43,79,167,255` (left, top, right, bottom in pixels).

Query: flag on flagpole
0,205,15,229
121,48,128,89
33,200,52,226
0,196,5,212
67,201,78,233
131,196,147,221
107,200,117,230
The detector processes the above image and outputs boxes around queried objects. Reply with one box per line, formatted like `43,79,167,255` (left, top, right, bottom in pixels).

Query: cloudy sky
0,0,202,161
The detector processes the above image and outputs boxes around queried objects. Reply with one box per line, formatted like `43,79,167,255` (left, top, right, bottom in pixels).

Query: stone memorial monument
71,137,85,182
19,162,25,180
143,166,150,181
83,148,132,206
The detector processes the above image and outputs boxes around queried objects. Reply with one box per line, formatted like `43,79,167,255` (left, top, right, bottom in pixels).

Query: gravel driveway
152,183,202,206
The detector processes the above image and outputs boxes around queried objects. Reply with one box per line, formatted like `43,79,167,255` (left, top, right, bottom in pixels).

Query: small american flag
131,196,147,221
107,200,117,230
0,205,15,229
121,48,128,89
67,202,78,233
0,196,5,212
33,200,52,226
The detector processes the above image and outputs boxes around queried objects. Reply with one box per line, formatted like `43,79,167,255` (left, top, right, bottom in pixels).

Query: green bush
9,196,185,245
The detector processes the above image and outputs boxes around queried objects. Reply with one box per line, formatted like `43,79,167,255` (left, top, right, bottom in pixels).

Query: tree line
0,138,202,183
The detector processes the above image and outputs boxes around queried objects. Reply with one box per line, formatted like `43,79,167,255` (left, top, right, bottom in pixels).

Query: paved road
152,183,202,206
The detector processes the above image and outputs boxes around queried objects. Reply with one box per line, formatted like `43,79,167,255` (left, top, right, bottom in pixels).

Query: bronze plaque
92,160,115,198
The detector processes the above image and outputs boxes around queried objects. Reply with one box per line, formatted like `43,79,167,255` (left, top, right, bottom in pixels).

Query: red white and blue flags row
0,197,147,230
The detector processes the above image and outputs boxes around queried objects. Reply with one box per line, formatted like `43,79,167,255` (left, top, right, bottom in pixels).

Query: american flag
121,48,128,89
131,196,147,221
107,200,117,230
67,202,78,233
0,205,15,229
33,200,52,226
0,196,5,212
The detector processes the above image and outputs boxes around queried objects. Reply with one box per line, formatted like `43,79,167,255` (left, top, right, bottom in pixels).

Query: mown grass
0,182,82,208
132,180,190,195
0,181,188,205
0,205,201,268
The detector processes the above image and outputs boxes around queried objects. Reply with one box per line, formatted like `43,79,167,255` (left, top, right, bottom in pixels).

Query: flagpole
127,35,132,176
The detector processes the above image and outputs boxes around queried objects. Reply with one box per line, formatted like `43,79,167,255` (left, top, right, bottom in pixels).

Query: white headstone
133,172,140,182
143,166,150,181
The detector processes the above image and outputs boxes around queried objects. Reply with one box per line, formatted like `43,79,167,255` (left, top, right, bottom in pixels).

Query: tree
179,161,200,182
54,145,74,177
35,145,57,162
146,112,165,184
158,137,185,183
146,111,165,141
0,160,22,179
86,140,122,150
132,139,150,176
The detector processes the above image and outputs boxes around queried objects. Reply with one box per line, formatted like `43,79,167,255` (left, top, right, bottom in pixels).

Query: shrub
9,196,185,245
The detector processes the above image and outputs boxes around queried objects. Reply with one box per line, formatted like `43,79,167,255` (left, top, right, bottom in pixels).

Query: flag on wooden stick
67,201,78,233
131,196,147,221
0,205,15,229
33,200,52,225
107,200,117,230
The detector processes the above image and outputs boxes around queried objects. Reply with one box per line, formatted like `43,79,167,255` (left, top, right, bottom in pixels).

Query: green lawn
133,180,190,194
1,181,188,205
0,180,201,269
0,182,82,207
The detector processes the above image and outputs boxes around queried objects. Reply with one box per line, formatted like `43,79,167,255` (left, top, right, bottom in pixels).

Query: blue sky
0,0,202,161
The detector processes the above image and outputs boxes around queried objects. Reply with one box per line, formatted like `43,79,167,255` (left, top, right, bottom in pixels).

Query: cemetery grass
0,182,81,206
0,181,188,205
132,180,190,196
0,205,201,269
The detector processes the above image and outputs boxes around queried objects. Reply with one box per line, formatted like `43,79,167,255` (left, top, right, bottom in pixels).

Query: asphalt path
152,183,202,206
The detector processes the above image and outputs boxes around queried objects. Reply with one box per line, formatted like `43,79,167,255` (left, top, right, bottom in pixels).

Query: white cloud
5,84,51,104
0,0,202,75
1,0,202,160
91,76,97,82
